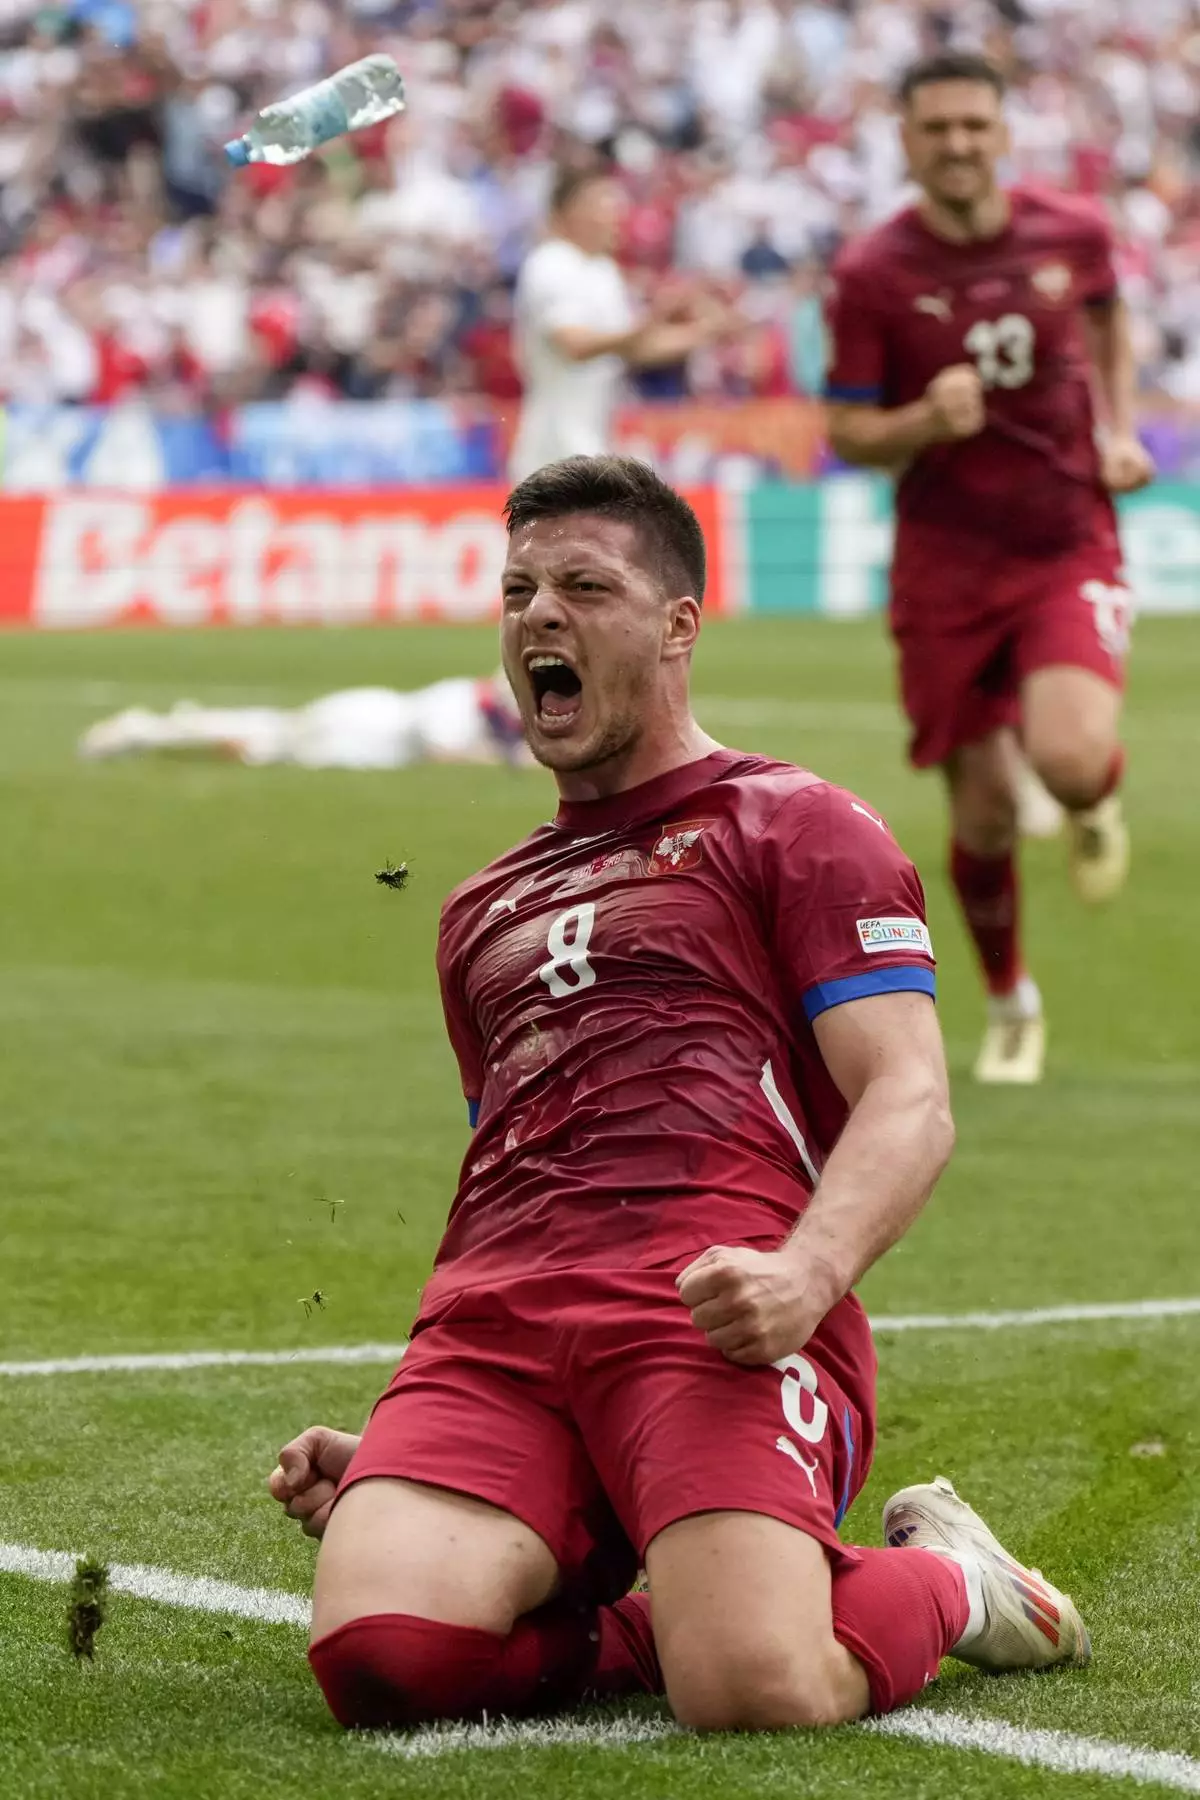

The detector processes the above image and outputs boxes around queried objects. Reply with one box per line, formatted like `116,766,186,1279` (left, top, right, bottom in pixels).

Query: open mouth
527,654,583,727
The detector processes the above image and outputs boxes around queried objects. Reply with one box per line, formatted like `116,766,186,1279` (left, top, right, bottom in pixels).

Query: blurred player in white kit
79,671,530,770
510,167,733,481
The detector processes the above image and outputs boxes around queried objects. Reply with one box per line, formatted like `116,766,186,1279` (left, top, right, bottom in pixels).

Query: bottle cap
223,138,251,167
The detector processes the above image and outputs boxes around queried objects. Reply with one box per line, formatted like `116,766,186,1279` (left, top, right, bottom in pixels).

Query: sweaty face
903,81,1007,211
500,515,669,775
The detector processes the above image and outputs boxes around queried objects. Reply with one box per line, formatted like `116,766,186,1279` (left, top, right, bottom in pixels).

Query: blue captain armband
802,965,936,1023
467,1098,480,1128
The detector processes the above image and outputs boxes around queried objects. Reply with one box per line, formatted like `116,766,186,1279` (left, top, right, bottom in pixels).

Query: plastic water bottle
223,54,406,167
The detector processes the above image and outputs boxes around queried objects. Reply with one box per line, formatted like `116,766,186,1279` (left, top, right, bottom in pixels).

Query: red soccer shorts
890,539,1132,769
336,1252,876,1606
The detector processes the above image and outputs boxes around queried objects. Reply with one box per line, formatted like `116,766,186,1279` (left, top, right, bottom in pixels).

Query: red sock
949,842,1021,996
831,1548,969,1714
309,1594,659,1729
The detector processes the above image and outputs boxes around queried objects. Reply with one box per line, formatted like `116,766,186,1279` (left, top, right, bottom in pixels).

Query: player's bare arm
826,363,985,470
550,308,732,370
678,989,952,1365
1084,297,1155,494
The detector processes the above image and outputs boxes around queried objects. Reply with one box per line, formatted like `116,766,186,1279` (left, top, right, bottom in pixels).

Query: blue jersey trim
835,1406,856,1527
467,1098,480,1128
824,381,882,403
803,965,936,1022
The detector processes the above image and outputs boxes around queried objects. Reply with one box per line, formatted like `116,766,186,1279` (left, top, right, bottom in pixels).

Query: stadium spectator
0,0,1198,412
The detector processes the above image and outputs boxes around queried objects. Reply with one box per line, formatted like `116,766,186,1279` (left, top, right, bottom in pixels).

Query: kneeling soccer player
270,457,1089,1732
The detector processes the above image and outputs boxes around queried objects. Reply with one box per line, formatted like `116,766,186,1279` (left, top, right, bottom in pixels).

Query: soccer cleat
882,1475,1091,1673
973,977,1044,1085
1015,761,1064,840
1067,796,1129,905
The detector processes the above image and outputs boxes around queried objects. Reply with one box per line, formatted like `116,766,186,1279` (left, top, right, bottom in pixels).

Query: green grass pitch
1,616,1198,1799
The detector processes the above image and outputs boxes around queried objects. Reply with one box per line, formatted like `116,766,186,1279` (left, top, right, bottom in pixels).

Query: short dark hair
898,52,1005,105
549,163,616,215
504,456,707,604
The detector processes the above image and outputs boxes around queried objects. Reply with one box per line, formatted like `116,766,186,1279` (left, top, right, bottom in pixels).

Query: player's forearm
1086,300,1138,437
551,321,704,368
780,1070,954,1308
550,324,648,364
825,399,942,469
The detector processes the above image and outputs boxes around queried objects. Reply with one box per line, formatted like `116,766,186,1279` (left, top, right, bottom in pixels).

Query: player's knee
667,1643,858,1733
1034,731,1115,810
309,1613,498,1730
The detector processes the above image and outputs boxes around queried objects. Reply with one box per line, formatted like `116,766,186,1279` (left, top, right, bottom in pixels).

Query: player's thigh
568,1263,872,1543
311,1303,628,1640
312,1475,558,1640
1016,554,1129,794
1022,665,1122,799
645,1510,867,1729
943,727,1022,853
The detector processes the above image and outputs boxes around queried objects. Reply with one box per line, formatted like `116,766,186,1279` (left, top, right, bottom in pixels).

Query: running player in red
268,458,1088,1733
825,53,1154,1084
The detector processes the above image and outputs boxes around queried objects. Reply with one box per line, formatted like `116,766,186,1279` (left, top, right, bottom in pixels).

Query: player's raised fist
268,1425,360,1539
676,1244,825,1366
1100,432,1155,495
924,363,986,442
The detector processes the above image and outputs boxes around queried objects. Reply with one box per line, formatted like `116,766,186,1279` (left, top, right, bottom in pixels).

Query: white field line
870,1710,1200,1794
7,1538,1200,1791
0,1541,307,1627
0,1343,410,1378
374,1710,1200,1791
3,1297,1198,1378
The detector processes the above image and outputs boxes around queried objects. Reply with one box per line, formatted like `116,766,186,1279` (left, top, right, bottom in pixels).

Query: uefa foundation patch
856,916,934,957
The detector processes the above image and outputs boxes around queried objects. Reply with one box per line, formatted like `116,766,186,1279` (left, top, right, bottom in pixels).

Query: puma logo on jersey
851,802,887,833
776,1435,820,1495
913,294,952,321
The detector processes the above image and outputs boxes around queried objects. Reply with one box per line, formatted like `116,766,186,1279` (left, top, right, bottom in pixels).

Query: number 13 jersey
825,184,1120,571
427,750,936,1315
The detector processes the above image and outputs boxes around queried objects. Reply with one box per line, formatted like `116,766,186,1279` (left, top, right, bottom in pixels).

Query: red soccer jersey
425,750,935,1319
825,185,1120,564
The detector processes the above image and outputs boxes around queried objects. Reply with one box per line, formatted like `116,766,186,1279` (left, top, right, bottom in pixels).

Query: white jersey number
538,903,597,998
964,313,1035,390
774,1353,830,1446
1081,579,1133,659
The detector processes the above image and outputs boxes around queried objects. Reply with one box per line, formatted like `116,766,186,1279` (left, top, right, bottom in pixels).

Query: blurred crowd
2,0,1200,411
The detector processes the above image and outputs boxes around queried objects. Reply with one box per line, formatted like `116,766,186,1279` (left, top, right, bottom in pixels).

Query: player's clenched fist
267,1425,360,1539
924,363,986,442
677,1245,824,1366
1100,432,1155,495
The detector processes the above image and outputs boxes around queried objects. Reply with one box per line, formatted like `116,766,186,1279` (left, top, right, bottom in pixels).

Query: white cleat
973,977,1044,1085
883,1477,1091,1674
1015,762,1064,840
1068,795,1129,905
78,708,162,760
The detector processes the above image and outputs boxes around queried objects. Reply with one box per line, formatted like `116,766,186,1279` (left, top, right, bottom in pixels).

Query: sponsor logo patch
649,820,708,875
557,847,648,893
1031,261,1072,303
857,916,934,958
